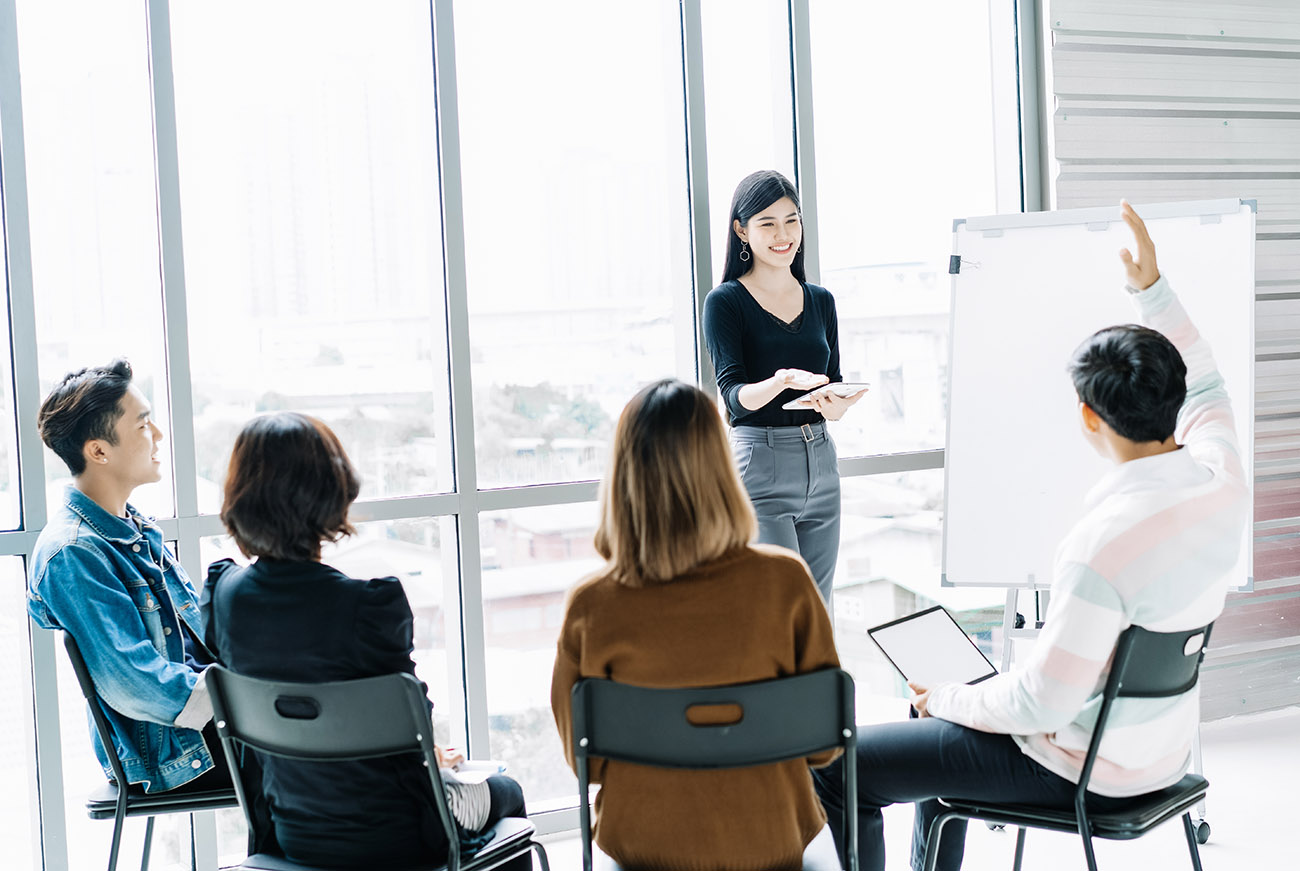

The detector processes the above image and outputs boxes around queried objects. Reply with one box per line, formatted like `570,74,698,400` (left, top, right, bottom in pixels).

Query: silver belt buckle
801,423,815,443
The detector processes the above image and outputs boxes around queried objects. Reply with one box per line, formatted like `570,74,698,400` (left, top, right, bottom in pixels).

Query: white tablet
867,606,998,687
780,381,871,410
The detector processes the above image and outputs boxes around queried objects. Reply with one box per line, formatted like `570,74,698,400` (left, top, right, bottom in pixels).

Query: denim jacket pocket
124,579,168,654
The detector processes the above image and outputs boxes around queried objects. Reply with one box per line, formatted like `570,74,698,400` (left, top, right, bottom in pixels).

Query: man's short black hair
1068,325,1187,443
37,359,134,476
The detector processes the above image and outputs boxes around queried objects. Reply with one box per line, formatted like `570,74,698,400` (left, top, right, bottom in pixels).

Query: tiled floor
534,705,1299,869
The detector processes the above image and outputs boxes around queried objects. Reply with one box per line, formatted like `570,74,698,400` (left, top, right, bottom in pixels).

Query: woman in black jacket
202,411,528,869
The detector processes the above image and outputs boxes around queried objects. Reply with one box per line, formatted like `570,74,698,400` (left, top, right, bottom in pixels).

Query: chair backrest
1110,623,1214,699
571,668,858,871
205,666,464,868
572,668,855,769
1077,622,1214,798
63,633,131,789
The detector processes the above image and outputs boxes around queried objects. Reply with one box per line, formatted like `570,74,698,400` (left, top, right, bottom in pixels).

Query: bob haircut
37,358,135,477
593,379,756,587
721,170,806,284
1068,324,1188,443
220,412,361,561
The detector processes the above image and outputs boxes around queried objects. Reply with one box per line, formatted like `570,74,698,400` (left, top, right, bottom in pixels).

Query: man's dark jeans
811,717,1132,871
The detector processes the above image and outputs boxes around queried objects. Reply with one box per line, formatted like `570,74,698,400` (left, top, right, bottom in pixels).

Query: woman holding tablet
703,170,865,606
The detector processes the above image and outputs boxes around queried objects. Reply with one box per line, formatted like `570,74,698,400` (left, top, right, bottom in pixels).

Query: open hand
776,368,829,392
804,386,868,421
1119,199,1160,291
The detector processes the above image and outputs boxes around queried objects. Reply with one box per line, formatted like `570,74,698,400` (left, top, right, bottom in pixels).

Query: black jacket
201,557,447,868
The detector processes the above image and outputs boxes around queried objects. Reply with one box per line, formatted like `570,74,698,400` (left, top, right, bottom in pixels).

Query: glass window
808,0,1002,457
169,1,454,512
831,470,1005,723
481,502,600,808
0,558,35,867
455,2,694,489
17,0,176,519
701,0,796,285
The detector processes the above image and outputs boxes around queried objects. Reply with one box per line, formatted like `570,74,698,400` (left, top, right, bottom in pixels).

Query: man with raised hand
814,202,1249,871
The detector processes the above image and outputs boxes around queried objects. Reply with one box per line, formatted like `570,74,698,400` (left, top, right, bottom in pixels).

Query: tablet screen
867,606,998,686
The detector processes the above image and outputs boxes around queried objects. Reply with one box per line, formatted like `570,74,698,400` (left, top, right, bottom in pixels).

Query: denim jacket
27,487,215,792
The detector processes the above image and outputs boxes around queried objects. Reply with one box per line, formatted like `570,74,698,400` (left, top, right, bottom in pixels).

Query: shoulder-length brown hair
594,379,755,586
220,412,360,561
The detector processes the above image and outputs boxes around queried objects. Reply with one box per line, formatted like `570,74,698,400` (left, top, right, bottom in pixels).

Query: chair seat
939,774,1208,841
238,816,538,871
593,823,842,871
84,780,240,819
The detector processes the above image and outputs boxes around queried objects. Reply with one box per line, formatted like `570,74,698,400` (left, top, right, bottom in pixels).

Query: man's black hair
37,359,134,476
1068,325,1186,443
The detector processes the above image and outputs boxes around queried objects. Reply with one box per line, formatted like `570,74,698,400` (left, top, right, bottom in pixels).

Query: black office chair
571,668,858,871
62,634,239,871
205,666,550,871
923,622,1216,871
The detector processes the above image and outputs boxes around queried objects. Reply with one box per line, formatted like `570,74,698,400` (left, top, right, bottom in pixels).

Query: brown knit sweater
551,544,841,871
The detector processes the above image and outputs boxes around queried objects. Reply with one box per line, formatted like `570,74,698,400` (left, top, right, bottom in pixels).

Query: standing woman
703,170,864,606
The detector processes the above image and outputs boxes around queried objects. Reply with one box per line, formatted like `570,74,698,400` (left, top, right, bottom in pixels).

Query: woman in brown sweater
551,378,841,871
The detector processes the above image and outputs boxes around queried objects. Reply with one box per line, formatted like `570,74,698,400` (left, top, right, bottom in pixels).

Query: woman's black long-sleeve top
702,279,843,427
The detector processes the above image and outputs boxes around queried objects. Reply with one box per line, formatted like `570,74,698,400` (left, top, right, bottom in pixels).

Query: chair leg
1182,813,1205,871
108,802,127,871
140,816,155,871
922,811,962,871
1011,827,1026,871
1079,833,1099,871
531,841,551,871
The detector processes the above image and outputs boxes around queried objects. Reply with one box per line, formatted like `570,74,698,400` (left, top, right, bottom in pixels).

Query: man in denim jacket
27,360,222,793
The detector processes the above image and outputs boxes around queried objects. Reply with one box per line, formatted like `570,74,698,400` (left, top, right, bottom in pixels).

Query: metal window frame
0,0,1034,864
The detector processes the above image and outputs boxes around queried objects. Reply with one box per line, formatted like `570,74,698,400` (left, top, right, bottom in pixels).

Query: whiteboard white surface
942,199,1255,589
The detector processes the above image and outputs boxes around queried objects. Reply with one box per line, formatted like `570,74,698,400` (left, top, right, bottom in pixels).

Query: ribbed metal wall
1049,0,1300,718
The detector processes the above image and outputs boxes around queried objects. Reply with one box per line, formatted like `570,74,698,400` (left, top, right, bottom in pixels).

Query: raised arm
1121,200,1243,471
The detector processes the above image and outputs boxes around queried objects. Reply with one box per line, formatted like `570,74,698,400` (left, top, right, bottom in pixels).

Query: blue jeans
811,717,1132,871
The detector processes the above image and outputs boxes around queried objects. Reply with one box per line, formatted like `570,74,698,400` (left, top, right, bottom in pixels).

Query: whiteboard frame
941,197,1257,592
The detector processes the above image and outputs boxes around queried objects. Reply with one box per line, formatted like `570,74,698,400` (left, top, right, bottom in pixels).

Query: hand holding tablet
781,381,871,410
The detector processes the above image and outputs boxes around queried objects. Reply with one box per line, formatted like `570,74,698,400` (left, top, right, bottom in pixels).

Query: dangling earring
740,240,750,262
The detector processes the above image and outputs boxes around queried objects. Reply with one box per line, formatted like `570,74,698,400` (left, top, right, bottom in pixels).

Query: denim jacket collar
63,486,153,546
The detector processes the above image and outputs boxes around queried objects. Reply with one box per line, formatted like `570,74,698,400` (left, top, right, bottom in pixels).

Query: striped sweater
927,275,1249,797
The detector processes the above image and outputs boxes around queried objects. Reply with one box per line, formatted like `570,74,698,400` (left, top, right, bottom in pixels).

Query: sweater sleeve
702,287,750,420
926,561,1124,734
551,592,596,780
789,566,844,768
1133,275,1244,482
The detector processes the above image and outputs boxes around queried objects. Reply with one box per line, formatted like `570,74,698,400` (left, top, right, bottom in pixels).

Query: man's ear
83,439,110,468
1079,402,1103,434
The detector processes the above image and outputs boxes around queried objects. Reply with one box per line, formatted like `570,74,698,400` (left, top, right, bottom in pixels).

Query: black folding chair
62,633,239,871
923,622,1216,871
205,666,549,871
571,668,858,871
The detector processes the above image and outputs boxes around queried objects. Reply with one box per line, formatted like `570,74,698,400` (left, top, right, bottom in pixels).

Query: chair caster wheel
986,822,1005,831
1194,820,1210,845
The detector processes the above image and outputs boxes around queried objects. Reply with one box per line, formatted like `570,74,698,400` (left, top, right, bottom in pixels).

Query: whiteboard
942,199,1255,590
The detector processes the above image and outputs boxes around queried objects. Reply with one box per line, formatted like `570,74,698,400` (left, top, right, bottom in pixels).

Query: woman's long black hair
720,170,806,284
